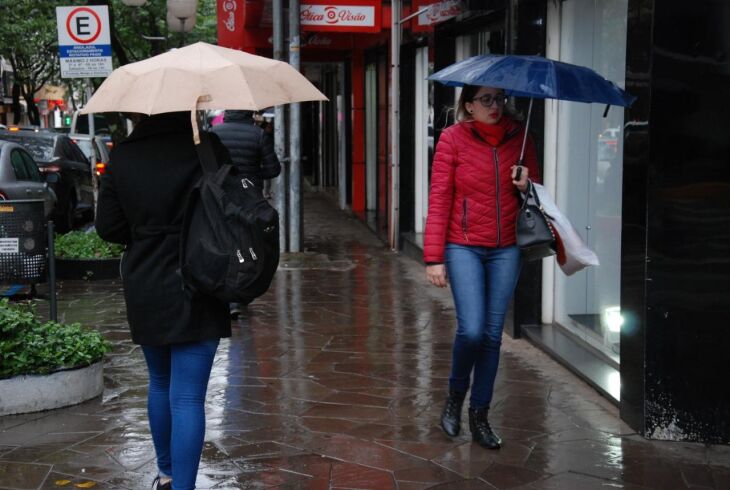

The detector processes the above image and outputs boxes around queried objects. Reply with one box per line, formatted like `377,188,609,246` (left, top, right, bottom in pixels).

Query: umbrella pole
518,97,534,166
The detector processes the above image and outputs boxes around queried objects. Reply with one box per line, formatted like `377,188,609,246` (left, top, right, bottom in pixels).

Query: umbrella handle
518,97,534,166
192,110,201,145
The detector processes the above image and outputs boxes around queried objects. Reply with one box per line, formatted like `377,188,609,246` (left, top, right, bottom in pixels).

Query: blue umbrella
428,54,636,169
429,54,635,106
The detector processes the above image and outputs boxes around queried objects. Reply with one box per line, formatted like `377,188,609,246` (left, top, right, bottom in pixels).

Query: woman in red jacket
424,84,539,449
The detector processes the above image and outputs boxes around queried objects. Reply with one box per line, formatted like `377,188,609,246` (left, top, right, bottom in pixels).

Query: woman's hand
511,165,529,193
426,264,448,288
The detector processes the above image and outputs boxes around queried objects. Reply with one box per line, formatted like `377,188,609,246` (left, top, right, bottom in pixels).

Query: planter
0,361,104,416
55,257,121,280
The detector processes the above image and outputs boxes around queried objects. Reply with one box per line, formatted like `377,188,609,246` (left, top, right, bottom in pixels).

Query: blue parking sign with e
56,5,113,79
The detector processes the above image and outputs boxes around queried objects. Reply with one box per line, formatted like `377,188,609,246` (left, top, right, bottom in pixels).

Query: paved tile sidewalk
1,194,729,489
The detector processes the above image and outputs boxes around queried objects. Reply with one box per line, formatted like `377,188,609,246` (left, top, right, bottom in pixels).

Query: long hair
453,84,520,122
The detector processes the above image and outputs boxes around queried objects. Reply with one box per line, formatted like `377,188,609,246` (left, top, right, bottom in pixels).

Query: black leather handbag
516,181,557,261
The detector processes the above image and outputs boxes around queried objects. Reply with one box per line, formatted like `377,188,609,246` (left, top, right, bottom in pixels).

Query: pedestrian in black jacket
211,110,281,318
210,110,281,189
96,112,231,490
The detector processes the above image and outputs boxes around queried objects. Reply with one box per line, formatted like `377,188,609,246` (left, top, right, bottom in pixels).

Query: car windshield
0,133,54,161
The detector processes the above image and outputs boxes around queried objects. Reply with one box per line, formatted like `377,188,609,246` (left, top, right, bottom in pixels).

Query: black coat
210,111,281,188
95,113,231,346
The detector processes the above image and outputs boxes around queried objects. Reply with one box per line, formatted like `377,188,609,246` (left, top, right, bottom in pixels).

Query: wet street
1,194,729,489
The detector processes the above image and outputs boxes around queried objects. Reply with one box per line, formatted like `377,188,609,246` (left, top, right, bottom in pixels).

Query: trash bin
0,200,47,284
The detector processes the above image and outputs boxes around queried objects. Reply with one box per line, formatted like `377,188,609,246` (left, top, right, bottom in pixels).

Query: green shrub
55,230,124,259
0,298,111,378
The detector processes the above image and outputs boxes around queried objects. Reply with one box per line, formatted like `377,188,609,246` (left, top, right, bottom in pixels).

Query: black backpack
179,132,280,303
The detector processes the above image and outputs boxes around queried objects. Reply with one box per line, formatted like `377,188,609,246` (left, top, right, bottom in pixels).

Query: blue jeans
142,339,219,490
445,244,521,409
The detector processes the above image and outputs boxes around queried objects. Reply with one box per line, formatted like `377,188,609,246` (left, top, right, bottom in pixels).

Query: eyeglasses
472,93,508,108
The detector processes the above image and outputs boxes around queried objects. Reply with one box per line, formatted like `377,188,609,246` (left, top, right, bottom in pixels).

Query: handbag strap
521,180,542,209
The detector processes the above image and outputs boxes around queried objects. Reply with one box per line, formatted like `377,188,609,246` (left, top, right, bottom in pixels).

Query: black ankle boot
152,476,172,490
440,390,466,437
468,407,501,449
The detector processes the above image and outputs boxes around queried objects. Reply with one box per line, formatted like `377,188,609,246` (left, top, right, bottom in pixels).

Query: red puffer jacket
423,118,540,263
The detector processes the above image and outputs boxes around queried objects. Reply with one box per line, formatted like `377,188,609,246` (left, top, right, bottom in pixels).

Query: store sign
56,6,112,78
217,0,245,50
301,1,381,33
413,0,463,31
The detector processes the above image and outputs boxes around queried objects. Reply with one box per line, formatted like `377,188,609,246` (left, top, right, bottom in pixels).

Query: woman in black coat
96,112,231,490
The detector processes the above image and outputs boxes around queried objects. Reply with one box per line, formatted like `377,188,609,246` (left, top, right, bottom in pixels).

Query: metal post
84,79,98,213
180,18,187,47
389,0,401,251
85,79,95,138
47,221,57,322
318,100,324,191
337,63,346,210
273,0,287,252
288,0,302,252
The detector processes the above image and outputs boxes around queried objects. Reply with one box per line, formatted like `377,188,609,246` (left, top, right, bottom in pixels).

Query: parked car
0,140,57,218
69,133,111,211
0,130,93,232
69,133,110,174
71,111,133,151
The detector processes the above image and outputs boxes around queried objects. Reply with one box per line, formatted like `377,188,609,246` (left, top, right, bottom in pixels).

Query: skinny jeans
142,339,219,490
445,244,521,409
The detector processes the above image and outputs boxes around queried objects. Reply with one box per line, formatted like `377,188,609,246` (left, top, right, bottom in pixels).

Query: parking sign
56,6,113,78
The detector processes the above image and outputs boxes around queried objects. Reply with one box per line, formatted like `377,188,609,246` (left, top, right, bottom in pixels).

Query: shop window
552,0,629,364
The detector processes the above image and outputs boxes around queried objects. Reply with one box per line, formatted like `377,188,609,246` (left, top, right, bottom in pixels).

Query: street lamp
167,11,197,35
167,0,198,45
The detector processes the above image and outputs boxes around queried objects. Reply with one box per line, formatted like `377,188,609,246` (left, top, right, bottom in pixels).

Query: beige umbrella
81,42,327,142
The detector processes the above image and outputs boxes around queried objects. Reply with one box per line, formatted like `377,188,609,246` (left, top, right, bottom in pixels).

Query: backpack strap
195,131,219,174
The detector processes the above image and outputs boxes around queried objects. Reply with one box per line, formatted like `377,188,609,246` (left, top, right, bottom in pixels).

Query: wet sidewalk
2,193,729,489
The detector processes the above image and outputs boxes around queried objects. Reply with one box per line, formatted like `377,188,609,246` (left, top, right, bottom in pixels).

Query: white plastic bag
532,183,600,276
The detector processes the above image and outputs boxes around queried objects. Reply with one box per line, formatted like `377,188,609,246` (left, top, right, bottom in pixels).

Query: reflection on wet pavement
2,194,729,489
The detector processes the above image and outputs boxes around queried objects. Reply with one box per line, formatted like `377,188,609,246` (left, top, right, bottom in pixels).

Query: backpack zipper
236,249,245,263
249,247,258,260
493,148,501,246
241,178,254,189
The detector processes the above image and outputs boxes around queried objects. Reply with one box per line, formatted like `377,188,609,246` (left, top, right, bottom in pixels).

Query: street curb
0,361,104,416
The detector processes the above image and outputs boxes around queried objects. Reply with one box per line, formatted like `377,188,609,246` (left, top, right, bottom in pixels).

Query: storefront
519,0,628,402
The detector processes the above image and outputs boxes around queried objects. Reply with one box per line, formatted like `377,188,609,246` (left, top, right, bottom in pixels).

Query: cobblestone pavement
1,194,729,489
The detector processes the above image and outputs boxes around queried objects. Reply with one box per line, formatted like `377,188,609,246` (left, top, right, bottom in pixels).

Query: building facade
218,0,730,444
